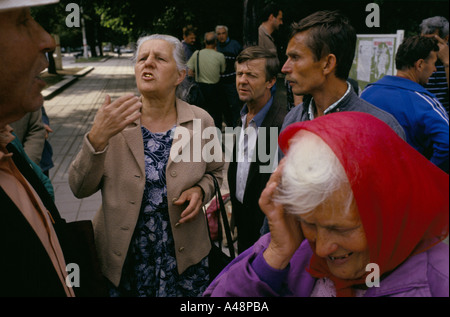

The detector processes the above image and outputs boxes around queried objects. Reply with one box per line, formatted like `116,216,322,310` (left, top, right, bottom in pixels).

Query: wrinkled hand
88,94,142,151
43,124,53,139
436,36,449,65
174,186,204,224
0,125,15,147
424,34,449,64
0,125,14,160
259,159,304,270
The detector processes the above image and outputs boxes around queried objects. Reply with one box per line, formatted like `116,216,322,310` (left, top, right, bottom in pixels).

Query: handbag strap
196,50,200,82
206,172,236,259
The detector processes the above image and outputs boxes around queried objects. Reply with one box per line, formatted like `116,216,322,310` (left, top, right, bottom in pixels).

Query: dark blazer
228,90,287,253
1,144,67,297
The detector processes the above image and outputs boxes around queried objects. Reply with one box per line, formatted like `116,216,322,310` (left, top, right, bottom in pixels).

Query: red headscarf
278,112,449,297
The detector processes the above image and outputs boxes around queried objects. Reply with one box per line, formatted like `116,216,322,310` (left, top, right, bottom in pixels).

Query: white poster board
349,30,404,93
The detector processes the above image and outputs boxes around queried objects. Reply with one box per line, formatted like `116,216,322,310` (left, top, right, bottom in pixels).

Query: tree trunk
47,51,57,74
243,0,259,48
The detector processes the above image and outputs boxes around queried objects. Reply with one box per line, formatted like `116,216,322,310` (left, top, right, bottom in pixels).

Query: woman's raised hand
259,159,304,270
88,94,142,151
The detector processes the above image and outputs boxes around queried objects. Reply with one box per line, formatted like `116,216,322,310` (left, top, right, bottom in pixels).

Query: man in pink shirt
0,0,75,296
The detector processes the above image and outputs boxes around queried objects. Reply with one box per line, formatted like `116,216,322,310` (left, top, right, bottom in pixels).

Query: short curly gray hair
133,34,190,100
420,16,449,39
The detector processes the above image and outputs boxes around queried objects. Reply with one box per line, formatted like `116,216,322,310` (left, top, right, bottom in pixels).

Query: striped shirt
424,62,449,115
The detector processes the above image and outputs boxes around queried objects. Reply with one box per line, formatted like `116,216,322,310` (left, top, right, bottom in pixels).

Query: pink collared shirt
0,132,75,297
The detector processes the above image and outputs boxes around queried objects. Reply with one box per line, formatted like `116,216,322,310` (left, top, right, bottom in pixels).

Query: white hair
215,25,228,33
275,130,354,216
420,16,449,38
133,34,190,100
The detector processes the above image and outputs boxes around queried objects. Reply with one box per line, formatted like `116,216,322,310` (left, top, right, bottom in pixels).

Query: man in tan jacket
258,3,283,61
10,109,46,165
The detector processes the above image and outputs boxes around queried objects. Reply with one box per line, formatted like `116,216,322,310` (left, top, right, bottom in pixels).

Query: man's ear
267,77,276,90
414,59,425,71
323,54,337,76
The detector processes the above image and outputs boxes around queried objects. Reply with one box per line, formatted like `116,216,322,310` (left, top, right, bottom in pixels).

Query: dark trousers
232,199,266,254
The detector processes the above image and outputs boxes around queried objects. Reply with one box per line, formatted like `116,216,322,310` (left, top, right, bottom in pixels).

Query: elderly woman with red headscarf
204,111,449,297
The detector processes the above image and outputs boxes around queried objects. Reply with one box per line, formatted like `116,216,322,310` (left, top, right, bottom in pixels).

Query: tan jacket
10,109,46,165
69,99,224,287
258,24,277,58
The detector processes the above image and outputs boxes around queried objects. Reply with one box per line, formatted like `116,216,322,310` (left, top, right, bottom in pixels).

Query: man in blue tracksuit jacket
361,35,449,173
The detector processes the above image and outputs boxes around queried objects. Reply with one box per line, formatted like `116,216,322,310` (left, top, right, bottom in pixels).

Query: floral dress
110,125,209,297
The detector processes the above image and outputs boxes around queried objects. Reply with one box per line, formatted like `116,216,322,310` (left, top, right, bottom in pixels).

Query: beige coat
69,99,224,287
9,109,46,165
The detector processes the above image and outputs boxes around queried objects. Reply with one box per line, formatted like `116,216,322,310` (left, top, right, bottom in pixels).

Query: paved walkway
44,53,229,223
44,54,138,221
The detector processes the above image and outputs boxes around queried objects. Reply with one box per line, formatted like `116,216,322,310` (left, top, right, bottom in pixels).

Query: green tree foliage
31,0,448,62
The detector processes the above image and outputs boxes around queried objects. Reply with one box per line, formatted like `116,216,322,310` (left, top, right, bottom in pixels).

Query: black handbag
187,50,206,109
205,173,235,282
187,80,206,109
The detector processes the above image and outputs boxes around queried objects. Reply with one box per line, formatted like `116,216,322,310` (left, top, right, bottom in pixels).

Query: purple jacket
204,234,449,297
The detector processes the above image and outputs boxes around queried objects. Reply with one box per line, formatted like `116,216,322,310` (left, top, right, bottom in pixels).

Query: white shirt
235,116,258,203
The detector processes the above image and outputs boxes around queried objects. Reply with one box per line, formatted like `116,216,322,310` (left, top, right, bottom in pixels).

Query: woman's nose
313,229,339,258
144,56,156,67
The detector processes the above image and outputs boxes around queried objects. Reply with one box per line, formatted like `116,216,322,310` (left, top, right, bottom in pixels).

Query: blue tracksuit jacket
361,75,449,172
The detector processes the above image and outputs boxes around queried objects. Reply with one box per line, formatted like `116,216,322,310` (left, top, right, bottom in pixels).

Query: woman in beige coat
69,34,224,296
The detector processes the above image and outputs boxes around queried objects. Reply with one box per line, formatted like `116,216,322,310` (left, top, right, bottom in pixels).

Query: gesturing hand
259,159,304,270
88,94,142,151
174,186,204,224
423,34,449,65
